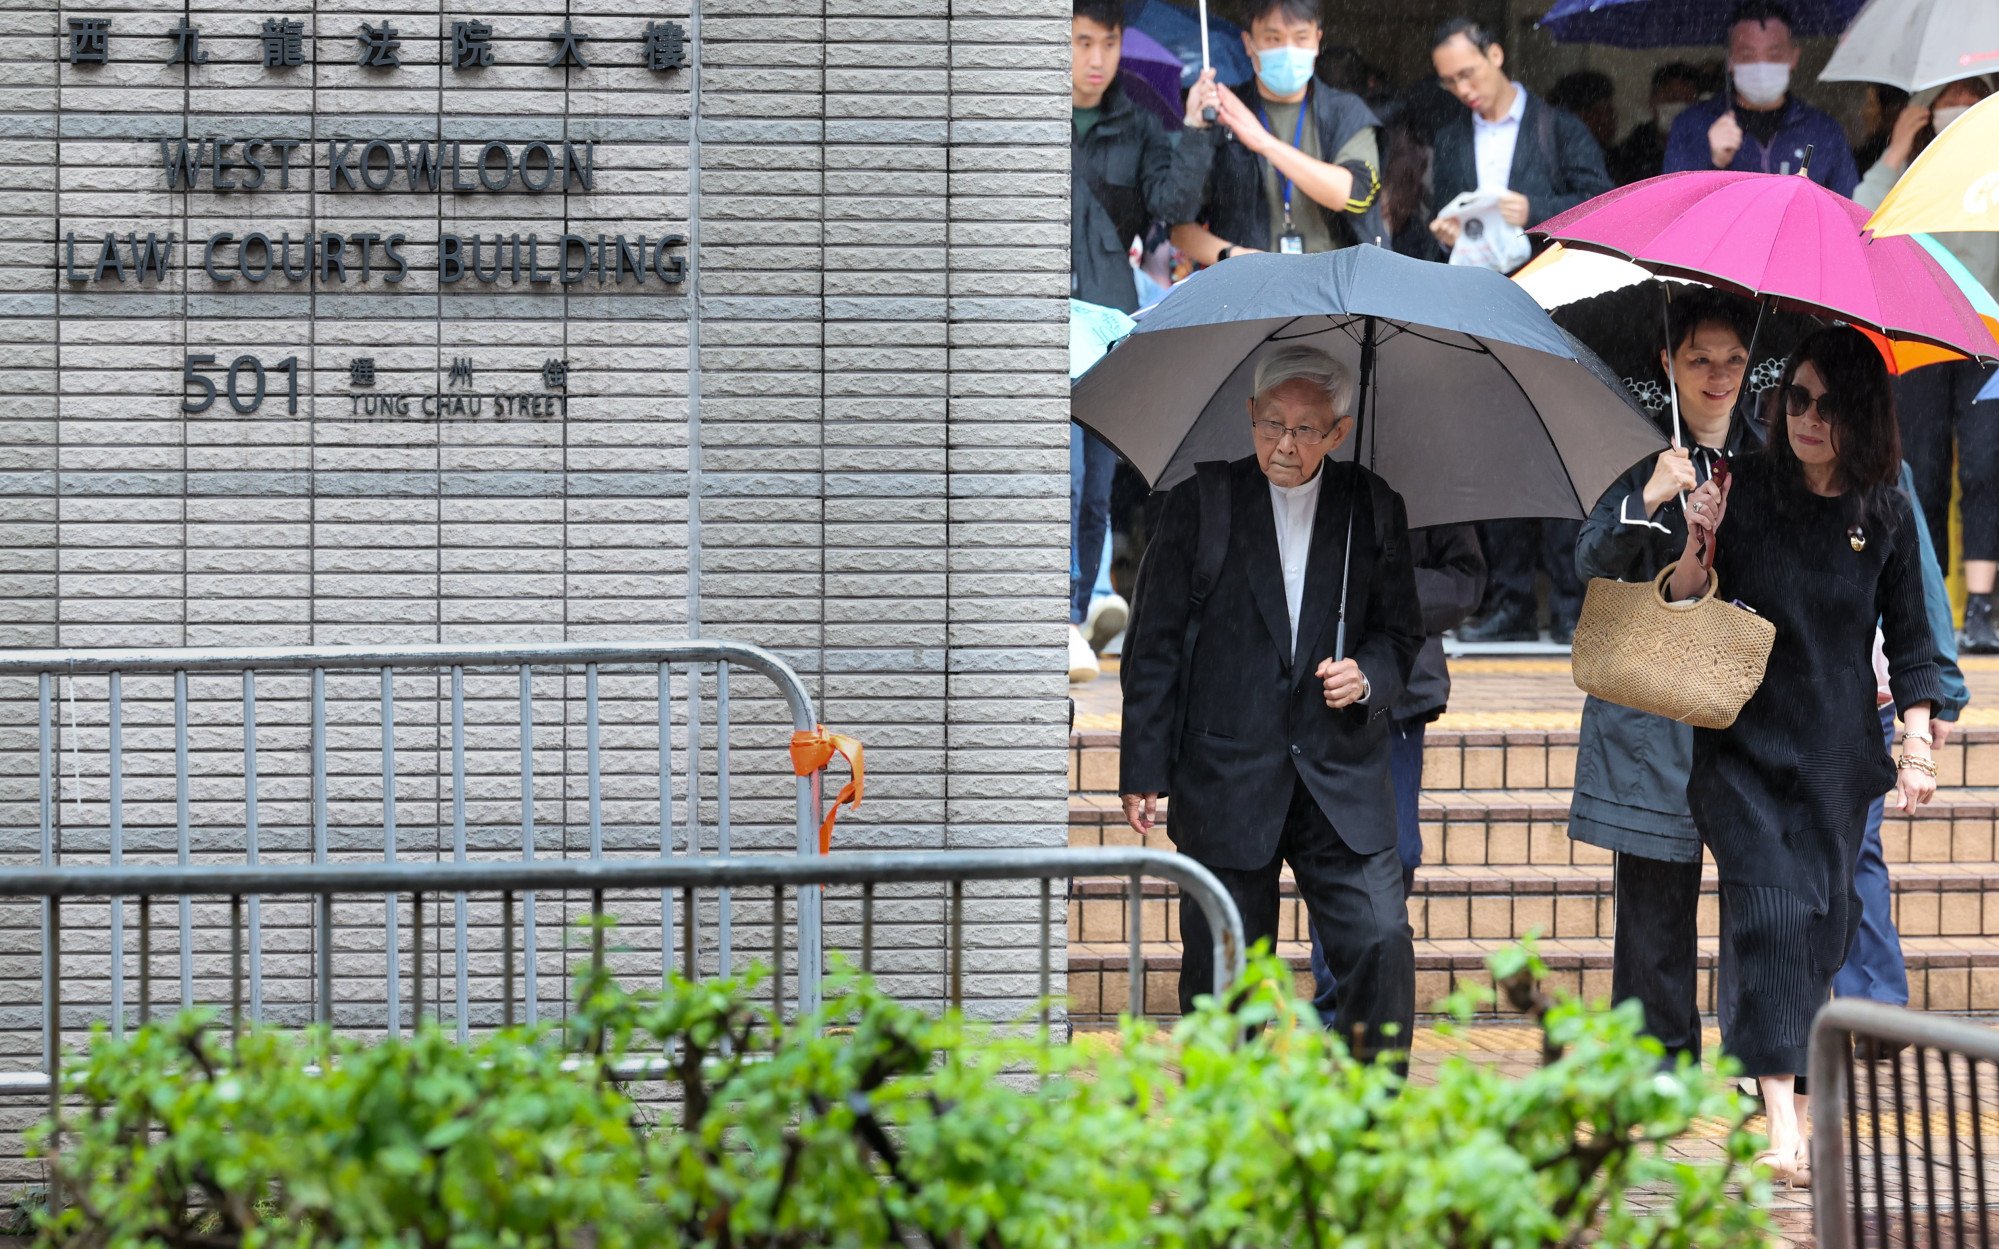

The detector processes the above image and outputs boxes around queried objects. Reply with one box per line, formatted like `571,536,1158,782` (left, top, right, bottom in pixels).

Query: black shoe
1854,1034,1910,1063
1458,609,1538,644
1964,594,1999,655
1548,617,1577,647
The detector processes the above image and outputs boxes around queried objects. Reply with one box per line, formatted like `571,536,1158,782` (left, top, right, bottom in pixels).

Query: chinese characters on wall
64,15,689,72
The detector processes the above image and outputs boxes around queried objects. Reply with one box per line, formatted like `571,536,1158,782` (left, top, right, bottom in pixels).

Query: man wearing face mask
1608,63,1701,186
1663,1,1857,195
1170,0,1385,265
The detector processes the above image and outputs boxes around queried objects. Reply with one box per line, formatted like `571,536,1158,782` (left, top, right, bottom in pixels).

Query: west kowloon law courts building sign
19,2,721,555
53,8,692,434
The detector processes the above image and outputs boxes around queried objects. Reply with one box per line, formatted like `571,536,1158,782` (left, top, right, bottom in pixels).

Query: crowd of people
1080,0,1996,1191
1070,0,1999,674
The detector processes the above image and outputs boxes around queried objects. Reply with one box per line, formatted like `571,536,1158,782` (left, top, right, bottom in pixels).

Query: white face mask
1654,101,1689,131
1731,61,1791,106
1932,105,1972,132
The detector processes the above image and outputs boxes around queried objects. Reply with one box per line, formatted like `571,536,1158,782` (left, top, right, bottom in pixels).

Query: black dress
1689,453,1943,1080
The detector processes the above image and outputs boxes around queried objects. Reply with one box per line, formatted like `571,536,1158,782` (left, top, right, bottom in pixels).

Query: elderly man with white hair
1119,342,1422,1051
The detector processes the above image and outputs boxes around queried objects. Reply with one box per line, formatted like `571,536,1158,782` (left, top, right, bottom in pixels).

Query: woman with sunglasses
1669,326,1941,1186
1568,290,1757,1069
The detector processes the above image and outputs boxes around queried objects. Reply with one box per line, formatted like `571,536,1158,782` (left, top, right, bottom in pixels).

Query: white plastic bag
1438,190,1531,274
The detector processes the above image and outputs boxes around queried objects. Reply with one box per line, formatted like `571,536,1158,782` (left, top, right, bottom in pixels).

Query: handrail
0,850,1242,931
0,639,815,728
1809,998,1999,1249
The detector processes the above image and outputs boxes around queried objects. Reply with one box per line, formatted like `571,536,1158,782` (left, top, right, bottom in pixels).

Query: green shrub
32,940,1771,1247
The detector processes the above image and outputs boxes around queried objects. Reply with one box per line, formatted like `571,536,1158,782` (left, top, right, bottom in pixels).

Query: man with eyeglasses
1119,344,1421,1052
1426,16,1610,266
1426,17,1610,645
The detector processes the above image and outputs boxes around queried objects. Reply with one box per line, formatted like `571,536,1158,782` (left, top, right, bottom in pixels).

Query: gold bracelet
1895,754,1938,778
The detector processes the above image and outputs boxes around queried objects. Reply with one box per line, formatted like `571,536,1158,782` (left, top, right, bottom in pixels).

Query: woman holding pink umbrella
1668,326,1941,1184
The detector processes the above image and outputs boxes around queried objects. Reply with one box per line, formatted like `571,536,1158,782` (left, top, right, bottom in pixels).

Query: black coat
1196,77,1386,253
1429,90,1612,255
1396,525,1485,725
1072,76,1212,313
1119,457,1423,867
1568,415,1757,863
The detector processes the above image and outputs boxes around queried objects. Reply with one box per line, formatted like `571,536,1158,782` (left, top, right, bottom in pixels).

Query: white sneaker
1068,625,1100,684
1084,593,1129,653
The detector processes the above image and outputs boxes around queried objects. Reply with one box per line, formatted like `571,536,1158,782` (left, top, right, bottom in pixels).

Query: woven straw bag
1570,563,1775,730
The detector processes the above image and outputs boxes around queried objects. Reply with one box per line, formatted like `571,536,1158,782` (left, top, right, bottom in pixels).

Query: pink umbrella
1532,170,1999,363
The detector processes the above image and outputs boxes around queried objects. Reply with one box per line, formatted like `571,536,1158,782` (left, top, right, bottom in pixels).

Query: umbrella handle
1662,285,1688,514
1197,0,1211,77
1197,0,1216,126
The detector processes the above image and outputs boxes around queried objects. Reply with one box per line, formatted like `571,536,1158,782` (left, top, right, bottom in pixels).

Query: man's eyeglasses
1437,65,1483,91
1251,418,1335,445
1783,384,1847,424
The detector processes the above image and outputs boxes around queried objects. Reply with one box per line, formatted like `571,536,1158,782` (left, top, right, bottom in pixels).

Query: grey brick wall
0,0,1071,1182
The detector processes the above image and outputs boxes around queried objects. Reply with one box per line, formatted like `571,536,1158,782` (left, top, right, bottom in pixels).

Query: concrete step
1065,936,1999,1024
1070,727,1999,797
1069,863,1999,946
1070,790,1999,869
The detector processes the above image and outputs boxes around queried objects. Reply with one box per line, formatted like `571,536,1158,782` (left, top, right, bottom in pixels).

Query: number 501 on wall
183,353,301,415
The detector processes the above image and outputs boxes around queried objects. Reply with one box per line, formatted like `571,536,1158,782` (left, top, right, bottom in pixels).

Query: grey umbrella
1071,246,1665,531
1821,0,1999,93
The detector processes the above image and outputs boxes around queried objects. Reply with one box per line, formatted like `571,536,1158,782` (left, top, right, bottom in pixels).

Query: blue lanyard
1255,87,1310,227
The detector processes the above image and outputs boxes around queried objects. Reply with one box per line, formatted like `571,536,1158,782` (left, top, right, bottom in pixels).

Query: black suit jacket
1119,457,1423,868
1429,90,1613,250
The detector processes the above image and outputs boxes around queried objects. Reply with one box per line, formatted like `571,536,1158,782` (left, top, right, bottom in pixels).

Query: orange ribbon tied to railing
789,726,865,854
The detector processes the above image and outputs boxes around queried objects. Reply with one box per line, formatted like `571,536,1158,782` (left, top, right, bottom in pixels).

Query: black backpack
1122,461,1233,761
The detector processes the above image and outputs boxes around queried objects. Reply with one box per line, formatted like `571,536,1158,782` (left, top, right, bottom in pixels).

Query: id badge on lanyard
1262,90,1310,255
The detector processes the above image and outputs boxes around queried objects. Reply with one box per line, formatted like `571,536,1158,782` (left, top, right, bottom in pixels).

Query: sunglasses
1783,383,1848,424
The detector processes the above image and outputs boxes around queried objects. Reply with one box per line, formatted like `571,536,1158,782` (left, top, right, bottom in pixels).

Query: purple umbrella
1119,28,1185,118
1537,0,1867,46
1128,0,1253,86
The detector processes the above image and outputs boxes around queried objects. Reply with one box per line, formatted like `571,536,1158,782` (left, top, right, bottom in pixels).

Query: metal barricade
1809,998,1999,1249
0,848,1245,1099
0,640,827,1044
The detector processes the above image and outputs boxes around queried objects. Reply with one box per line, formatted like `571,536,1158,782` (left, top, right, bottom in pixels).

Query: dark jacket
1396,525,1485,725
1196,77,1385,253
1569,414,1758,863
1606,120,1669,187
1429,89,1613,255
1663,92,1858,197
1072,76,1212,313
1568,419,1967,864
1120,456,1423,867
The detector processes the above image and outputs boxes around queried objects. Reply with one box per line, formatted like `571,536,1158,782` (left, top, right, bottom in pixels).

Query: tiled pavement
1080,1022,1816,1243
1415,1026,1816,1245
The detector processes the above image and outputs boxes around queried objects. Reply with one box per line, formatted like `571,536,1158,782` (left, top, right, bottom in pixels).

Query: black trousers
1895,360,1999,568
1478,518,1584,626
1179,776,1416,1058
1611,851,1704,1064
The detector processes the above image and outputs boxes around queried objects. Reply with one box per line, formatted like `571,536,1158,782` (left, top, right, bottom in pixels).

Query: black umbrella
1072,246,1664,526
1072,246,1664,658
